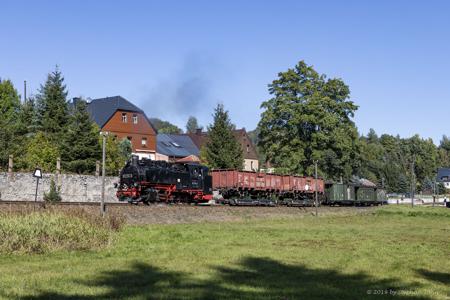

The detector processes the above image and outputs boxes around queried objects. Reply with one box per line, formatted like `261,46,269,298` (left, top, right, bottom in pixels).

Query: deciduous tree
258,61,359,179
186,116,202,133
0,79,21,168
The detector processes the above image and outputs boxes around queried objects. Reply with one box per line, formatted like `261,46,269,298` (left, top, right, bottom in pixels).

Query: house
156,134,200,162
87,96,157,159
436,168,450,189
185,128,259,171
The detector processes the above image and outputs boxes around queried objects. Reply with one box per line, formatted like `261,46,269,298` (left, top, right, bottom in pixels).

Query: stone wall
0,172,119,202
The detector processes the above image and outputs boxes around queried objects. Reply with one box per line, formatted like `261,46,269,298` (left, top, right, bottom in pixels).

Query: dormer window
122,113,127,123
133,114,138,124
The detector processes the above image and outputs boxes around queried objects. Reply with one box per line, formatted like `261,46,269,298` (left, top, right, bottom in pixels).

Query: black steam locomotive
116,156,213,204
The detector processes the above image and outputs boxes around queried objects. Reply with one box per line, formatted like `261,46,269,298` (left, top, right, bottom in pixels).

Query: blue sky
1,0,449,143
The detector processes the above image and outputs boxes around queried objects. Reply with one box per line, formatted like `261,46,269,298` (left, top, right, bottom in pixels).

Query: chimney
195,128,202,135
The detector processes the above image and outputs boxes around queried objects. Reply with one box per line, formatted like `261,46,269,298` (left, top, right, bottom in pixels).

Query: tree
103,135,128,176
186,116,202,133
62,99,101,174
438,135,450,167
23,132,59,172
258,61,359,179
44,178,62,203
202,104,243,169
149,118,182,134
0,79,21,169
118,138,132,161
35,67,70,147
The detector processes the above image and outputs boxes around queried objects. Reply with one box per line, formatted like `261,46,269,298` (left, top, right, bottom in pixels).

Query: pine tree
44,177,62,203
63,99,101,173
0,79,21,168
202,104,243,169
186,116,202,133
35,67,70,147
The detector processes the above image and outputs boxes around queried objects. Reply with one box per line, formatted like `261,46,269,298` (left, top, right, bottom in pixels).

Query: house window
251,161,254,170
133,114,138,124
141,137,147,147
122,113,127,123
247,144,250,153
127,136,132,141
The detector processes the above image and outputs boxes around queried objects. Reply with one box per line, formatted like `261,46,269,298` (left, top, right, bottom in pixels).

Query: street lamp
33,168,42,202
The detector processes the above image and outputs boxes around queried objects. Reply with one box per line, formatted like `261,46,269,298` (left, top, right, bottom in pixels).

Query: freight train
116,157,385,206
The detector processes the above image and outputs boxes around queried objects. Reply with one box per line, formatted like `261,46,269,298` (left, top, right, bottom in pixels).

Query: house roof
157,134,200,158
87,96,156,131
176,155,200,163
437,168,450,182
184,128,258,160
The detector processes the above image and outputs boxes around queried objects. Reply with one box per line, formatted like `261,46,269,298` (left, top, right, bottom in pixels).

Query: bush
44,178,62,203
0,207,124,254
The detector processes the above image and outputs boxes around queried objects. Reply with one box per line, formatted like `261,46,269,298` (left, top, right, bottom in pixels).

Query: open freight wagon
211,170,324,206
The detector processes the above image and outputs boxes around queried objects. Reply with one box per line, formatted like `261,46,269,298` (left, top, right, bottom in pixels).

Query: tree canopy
0,79,21,168
201,104,243,169
62,99,101,173
149,118,182,134
258,61,359,179
186,116,202,133
35,67,70,147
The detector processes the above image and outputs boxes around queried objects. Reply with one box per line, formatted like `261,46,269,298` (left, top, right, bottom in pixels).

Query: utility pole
411,158,415,208
314,160,318,217
433,180,436,207
101,132,107,216
24,80,27,102
381,177,385,206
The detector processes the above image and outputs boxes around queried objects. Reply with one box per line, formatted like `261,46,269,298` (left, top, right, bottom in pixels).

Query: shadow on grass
18,257,430,300
417,269,450,285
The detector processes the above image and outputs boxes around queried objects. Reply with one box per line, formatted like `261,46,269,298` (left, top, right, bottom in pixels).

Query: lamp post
33,168,42,202
100,132,109,216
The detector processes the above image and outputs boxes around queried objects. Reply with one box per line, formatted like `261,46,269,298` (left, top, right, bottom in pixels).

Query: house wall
244,159,259,171
102,111,156,155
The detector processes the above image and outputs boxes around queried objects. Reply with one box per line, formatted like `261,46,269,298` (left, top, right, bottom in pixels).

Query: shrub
44,178,62,203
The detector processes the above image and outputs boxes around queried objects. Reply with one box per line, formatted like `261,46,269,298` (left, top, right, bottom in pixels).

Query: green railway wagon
376,188,387,204
356,187,376,205
325,183,355,205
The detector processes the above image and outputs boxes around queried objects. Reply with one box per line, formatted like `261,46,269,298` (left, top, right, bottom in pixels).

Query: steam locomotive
116,156,213,204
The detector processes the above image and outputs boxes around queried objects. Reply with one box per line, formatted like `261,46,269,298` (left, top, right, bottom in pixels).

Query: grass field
0,206,449,299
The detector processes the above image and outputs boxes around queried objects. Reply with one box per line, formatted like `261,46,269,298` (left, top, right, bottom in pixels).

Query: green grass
0,206,449,299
